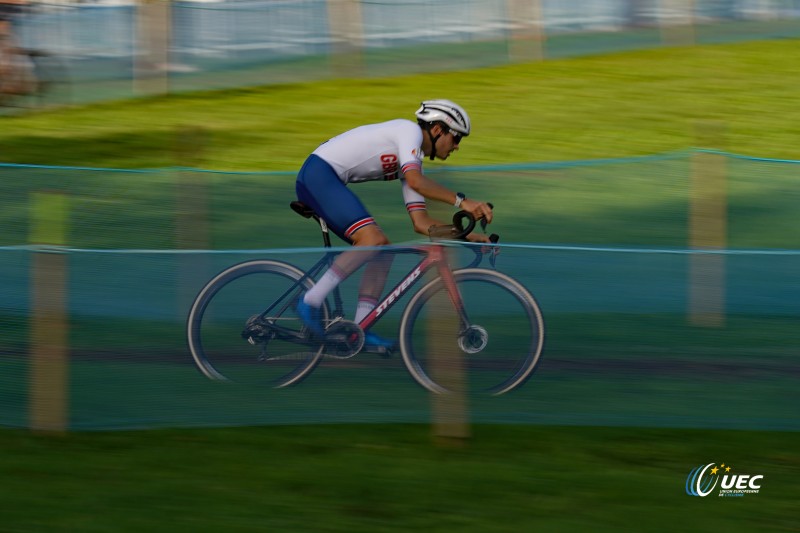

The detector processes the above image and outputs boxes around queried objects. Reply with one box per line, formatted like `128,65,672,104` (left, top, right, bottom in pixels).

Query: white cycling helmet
415,99,471,136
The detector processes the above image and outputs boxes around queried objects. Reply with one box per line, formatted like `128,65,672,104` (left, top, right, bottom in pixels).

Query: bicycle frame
357,243,466,333
276,200,489,343
257,242,467,343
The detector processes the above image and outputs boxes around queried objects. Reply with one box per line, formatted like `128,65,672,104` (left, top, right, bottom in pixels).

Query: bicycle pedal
363,345,394,358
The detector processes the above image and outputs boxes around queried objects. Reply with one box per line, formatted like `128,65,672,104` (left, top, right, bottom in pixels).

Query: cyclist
295,99,494,351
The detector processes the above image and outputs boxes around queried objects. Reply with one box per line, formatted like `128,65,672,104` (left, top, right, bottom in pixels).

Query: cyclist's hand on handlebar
461,199,493,224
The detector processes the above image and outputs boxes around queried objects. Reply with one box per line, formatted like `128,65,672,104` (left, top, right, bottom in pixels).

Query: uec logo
686,463,763,497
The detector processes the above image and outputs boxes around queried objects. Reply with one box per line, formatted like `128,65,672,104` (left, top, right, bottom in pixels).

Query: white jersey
313,119,427,209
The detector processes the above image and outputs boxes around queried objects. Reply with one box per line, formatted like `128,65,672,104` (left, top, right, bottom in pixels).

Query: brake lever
476,203,499,268
488,233,500,269
479,202,494,233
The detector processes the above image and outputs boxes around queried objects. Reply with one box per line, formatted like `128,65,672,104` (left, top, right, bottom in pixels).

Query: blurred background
0,0,800,429
3,0,800,107
1,1,799,531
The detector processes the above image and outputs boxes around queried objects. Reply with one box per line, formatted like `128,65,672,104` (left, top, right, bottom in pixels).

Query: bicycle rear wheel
187,260,329,387
399,268,544,395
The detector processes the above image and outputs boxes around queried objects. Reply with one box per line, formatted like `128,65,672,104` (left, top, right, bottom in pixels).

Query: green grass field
1,39,799,531
0,425,797,532
1,39,799,170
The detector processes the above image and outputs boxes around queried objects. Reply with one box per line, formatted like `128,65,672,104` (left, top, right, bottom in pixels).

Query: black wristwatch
454,192,466,208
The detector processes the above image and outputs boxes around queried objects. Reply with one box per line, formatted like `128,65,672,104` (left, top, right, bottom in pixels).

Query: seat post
318,217,332,248
290,201,333,248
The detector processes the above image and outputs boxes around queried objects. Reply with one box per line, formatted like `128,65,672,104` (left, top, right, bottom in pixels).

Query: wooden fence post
29,191,69,433
660,0,696,47
135,0,171,96
688,122,727,327
326,0,364,78
430,246,470,446
175,126,210,313
506,0,545,62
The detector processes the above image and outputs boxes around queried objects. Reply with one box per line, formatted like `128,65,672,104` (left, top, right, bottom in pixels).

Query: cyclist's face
435,126,461,160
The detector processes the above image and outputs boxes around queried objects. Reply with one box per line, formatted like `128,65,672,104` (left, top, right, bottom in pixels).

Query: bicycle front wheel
187,260,329,388
399,268,544,396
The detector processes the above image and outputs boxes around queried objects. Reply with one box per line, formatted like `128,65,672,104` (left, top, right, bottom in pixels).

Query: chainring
323,319,365,359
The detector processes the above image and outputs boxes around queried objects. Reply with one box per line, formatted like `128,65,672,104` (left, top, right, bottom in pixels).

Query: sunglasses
449,130,463,145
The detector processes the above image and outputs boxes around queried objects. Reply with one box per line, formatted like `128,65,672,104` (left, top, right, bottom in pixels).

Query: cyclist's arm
403,168,494,224
402,168,460,205
408,209,445,236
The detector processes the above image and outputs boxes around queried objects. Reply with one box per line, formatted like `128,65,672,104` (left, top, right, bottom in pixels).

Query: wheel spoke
187,260,327,387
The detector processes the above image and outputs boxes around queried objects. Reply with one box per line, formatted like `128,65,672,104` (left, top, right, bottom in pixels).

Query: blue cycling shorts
295,154,376,244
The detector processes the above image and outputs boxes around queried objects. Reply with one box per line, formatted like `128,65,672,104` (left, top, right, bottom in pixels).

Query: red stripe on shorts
344,217,376,238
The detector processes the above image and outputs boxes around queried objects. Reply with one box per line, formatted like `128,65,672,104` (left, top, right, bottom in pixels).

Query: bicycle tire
186,259,329,388
398,268,544,395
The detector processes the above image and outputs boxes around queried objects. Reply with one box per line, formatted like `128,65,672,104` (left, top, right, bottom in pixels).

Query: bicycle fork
435,252,471,332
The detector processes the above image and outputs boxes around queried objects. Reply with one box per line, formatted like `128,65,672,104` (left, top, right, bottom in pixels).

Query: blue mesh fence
0,150,798,430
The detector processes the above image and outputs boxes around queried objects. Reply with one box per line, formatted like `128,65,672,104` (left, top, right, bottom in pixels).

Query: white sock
354,296,378,323
303,268,344,308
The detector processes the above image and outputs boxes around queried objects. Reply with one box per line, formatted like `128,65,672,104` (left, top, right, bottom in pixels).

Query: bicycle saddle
290,201,315,219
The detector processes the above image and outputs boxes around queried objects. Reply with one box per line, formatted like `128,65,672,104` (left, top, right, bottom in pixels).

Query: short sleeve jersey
312,119,427,210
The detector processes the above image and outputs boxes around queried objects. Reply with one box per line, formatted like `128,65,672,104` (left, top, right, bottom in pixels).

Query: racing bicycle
186,201,545,395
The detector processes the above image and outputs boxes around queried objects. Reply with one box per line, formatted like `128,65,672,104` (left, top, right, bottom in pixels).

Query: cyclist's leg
351,241,397,350
295,154,377,247
354,252,392,323
295,155,389,333
340,224,389,268
348,227,398,351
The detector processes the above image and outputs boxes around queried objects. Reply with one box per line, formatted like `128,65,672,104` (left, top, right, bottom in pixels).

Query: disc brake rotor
458,325,489,354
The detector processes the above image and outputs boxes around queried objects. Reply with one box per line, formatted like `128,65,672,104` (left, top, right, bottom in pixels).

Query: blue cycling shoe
296,297,325,337
363,331,398,354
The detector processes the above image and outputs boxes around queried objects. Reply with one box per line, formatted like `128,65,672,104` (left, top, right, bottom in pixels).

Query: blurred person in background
624,0,648,28
0,0,35,98
295,99,494,351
